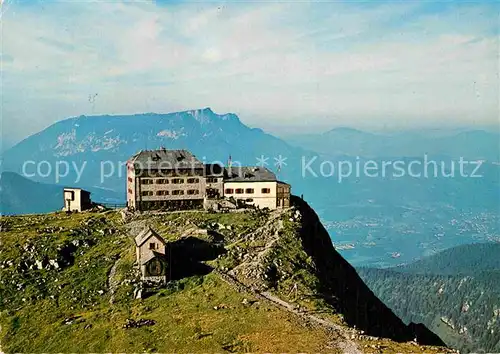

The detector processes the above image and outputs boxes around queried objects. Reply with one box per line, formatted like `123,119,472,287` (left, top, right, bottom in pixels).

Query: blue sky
1,0,498,145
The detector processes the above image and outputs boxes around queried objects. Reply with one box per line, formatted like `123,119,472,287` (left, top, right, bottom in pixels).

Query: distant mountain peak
186,108,212,124
184,107,240,125
326,127,368,135
189,107,214,115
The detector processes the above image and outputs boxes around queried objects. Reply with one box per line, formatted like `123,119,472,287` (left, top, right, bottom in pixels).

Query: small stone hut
135,227,168,283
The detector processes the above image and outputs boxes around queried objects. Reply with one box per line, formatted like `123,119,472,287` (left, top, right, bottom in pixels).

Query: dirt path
215,270,362,354
108,258,120,304
260,291,361,353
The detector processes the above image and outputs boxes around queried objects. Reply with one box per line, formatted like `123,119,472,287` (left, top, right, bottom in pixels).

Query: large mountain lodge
127,148,290,211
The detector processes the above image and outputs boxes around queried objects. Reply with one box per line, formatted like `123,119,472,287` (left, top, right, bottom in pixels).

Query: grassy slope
0,209,453,353
0,211,334,352
6,273,335,353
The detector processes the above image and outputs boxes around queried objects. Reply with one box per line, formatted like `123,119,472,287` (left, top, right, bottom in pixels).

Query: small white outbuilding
63,188,92,212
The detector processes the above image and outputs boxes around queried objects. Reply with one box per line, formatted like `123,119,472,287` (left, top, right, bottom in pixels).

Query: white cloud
1,0,498,141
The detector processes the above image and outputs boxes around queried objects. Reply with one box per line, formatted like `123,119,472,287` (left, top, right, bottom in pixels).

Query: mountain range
0,172,63,215
0,172,124,215
1,108,498,267
286,127,500,161
2,108,308,191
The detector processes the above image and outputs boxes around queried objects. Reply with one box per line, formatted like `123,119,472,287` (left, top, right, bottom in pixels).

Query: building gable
135,227,167,248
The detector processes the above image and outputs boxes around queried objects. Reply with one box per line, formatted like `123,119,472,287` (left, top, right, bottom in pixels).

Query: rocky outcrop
294,196,445,346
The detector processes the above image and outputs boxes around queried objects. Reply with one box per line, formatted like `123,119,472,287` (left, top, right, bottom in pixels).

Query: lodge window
128,188,133,194
187,178,199,184
261,188,271,194
156,179,169,184
187,189,199,195
156,190,169,196
159,170,173,176
141,179,153,185
172,190,184,195
225,188,234,194
141,191,153,196
128,177,133,183
172,178,184,184
235,188,244,194
245,188,254,194
206,177,218,183
149,242,156,250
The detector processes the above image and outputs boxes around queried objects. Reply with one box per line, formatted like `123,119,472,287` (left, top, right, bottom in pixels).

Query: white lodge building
224,167,291,209
127,149,206,211
127,149,291,211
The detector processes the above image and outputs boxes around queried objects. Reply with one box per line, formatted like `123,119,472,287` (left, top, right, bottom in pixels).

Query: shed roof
135,227,167,247
63,187,91,194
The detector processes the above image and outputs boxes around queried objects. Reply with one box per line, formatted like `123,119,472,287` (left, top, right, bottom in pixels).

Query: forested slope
359,243,500,353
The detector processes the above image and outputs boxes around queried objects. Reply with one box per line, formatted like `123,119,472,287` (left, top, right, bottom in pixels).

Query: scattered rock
123,318,156,329
35,260,43,270
49,259,59,269
62,315,82,325
213,304,228,310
